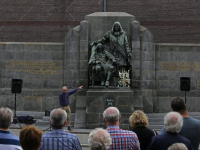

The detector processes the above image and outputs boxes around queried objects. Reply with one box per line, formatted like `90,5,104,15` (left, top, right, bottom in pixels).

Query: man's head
111,22,123,35
164,112,183,133
88,128,112,150
20,126,42,150
50,108,67,129
97,43,103,53
0,107,13,130
114,23,120,32
103,107,121,126
171,97,186,114
62,86,67,94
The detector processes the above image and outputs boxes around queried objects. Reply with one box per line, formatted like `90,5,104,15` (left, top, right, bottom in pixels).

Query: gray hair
168,143,188,150
103,107,120,123
0,107,13,129
50,109,67,129
62,86,67,89
164,112,183,133
88,128,112,150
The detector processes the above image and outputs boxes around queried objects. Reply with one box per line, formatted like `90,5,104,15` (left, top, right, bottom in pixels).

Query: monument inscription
4,60,62,75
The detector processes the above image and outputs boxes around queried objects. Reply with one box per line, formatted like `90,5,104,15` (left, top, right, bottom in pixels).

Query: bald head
103,107,120,124
62,86,67,93
88,128,112,150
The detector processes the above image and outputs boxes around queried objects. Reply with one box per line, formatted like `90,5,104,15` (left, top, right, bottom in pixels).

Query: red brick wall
1,0,200,43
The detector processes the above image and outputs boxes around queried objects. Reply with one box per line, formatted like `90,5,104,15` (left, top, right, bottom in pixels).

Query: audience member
0,107,22,150
88,128,112,150
39,108,82,150
147,112,193,150
129,110,156,150
160,97,200,150
20,126,42,150
168,143,188,150
103,107,140,150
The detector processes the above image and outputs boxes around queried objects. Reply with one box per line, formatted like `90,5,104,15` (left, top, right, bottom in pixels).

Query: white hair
50,109,67,129
103,107,120,123
164,112,183,133
0,107,13,129
168,143,188,150
88,128,112,150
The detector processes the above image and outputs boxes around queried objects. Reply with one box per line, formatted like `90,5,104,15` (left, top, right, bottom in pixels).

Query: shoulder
121,129,138,138
59,93,62,96
189,117,200,124
7,133,20,141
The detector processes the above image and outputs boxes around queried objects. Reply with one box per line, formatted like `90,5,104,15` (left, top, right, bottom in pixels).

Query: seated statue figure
89,43,117,86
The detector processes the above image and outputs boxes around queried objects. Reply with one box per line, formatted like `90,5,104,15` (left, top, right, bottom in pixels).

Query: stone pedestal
86,89,143,129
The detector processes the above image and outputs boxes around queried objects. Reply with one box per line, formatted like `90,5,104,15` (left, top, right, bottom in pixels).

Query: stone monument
65,12,155,129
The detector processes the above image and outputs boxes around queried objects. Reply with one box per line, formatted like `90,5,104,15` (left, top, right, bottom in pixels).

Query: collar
0,129,11,134
51,128,64,132
107,125,120,129
132,125,145,129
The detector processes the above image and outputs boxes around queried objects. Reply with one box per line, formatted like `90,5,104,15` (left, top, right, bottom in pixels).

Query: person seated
20,126,42,150
39,108,82,150
88,128,112,150
0,107,22,150
147,112,193,150
129,110,156,150
168,143,188,150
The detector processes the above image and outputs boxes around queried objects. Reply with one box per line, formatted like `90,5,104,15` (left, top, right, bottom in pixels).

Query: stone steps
36,113,75,127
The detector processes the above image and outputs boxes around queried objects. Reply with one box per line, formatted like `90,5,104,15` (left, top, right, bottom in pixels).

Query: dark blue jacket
59,89,78,107
147,132,194,150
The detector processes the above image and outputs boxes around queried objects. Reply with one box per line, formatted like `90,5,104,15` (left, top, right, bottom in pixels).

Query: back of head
0,107,13,129
88,128,112,150
168,143,188,150
50,108,67,129
20,126,42,150
164,112,183,133
171,97,186,114
103,107,120,124
129,110,149,127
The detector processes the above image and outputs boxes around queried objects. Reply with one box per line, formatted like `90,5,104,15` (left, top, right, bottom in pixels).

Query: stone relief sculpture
89,22,131,87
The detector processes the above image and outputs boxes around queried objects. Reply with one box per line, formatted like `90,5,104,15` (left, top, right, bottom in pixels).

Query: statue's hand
90,42,94,46
127,53,132,57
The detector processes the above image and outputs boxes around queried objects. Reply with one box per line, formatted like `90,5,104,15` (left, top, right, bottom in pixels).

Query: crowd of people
0,97,200,150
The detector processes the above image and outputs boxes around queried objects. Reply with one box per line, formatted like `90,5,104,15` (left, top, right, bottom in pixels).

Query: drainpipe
104,0,106,12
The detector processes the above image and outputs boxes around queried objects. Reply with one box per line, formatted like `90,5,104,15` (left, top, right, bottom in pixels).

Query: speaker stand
185,91,187,104
12,93,22,128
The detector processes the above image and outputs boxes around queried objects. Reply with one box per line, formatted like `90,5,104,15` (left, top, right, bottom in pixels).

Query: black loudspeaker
45,110,51,116
11,79,22,93
180,77,190,91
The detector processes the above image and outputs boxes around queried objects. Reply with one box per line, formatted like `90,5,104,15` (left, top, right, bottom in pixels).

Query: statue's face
97,46,103,53
114,24,120,32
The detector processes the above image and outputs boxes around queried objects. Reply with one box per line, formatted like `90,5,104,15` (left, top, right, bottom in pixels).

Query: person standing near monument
59,86,83,131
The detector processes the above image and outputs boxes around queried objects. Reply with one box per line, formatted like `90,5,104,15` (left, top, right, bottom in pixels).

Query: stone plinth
86,89,143,129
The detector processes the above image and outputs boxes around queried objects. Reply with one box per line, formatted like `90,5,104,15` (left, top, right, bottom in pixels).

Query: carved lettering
5,60,62,75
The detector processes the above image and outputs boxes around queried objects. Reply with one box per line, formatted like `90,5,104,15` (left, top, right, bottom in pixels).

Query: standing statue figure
92,21,131,67
89,22,131,87
89,43,117,86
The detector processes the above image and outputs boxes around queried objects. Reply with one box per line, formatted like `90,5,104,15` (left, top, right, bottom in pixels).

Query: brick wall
1,0,200,43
